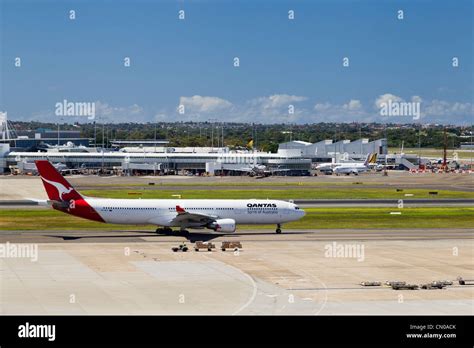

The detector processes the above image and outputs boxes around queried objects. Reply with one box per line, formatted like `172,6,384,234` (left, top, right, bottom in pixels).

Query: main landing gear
156,227,189,235
276,224,282,234
156,227,173,235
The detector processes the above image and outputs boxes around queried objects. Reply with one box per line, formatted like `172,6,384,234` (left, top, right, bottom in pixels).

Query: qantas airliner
34,160,305,234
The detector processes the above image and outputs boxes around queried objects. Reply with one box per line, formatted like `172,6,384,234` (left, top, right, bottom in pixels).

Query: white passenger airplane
317,153,378,175
33,160,305,234
233,163,289,178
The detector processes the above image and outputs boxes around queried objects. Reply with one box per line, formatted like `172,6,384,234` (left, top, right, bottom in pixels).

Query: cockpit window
295,206,300,210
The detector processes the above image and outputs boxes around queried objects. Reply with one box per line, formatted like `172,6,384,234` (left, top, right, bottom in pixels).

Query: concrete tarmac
0,228,472,315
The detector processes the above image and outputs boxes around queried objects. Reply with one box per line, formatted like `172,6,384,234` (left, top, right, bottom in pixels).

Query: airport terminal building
0,140,388,176
0,138,390,175
0,145,312,175
278,138,388,162
0,120,390,175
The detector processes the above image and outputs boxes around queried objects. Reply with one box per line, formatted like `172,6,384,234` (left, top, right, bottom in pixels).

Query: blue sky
1,0,473,124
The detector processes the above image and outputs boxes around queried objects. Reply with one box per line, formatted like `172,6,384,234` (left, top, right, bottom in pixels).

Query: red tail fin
35,160,82,201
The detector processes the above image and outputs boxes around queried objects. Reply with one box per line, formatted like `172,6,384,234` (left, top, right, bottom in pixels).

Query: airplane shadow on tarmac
43,230,313,242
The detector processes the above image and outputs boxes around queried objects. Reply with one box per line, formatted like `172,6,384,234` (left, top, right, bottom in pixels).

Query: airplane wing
26,198,49,206
230,167,253,173
267,168,290,173
26,198,71,208
169,205,217,226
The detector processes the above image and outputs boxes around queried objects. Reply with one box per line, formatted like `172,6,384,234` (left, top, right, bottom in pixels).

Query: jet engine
207,219,236,233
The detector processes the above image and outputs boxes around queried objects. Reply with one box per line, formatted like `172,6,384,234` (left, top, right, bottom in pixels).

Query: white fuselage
333,163,370,174
317,162,367,170
86,198,305,227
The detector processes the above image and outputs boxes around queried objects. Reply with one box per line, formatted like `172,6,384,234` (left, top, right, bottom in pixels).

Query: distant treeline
11,121,472,152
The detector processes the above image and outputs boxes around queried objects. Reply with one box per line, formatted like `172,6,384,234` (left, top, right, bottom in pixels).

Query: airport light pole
93,121,97,148
282,131,293,142
154,123,157,153
208,118,217,148
470,130,473,169
383,125,388,176
254,124,257,151
418,125,421,168
221,123,224,148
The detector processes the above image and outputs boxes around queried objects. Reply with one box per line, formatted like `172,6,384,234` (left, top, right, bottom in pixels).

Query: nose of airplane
291,203,305,218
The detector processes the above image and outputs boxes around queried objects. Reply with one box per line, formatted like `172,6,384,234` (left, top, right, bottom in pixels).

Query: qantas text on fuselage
33,160,305,234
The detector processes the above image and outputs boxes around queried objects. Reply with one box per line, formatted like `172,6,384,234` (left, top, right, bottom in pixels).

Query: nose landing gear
276,224,282,234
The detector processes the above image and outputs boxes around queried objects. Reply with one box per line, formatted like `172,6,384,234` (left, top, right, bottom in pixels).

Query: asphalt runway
1,228,472,244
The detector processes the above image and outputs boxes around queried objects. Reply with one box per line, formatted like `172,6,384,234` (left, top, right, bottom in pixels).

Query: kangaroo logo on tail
35,160,104,223
35,160,82,201
40,177,74,200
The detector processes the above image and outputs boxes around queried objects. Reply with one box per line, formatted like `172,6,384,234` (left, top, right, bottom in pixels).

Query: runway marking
297,268,328,315
201,254,257,315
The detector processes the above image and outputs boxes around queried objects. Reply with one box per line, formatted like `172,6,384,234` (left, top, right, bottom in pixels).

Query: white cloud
374,93,403,109
94,101,144,121
314,102,332,112
374,94,423,110
17,94,474,125
313,99,365,121
373,93,473,123
343,99,362,111
240,94,308,122
24,100,147,123
154,112,168,122
178,95,232,113
250,94,307,111
424,100,473,117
